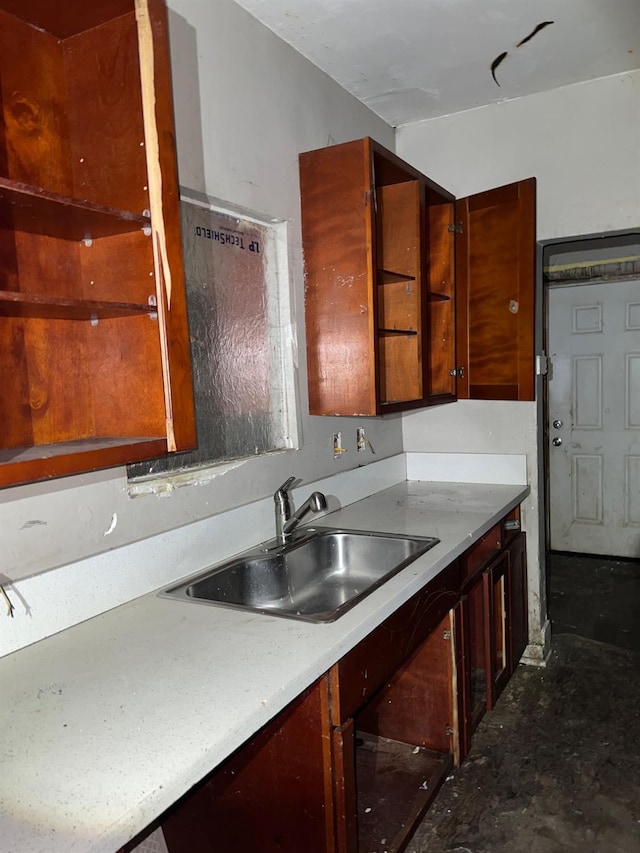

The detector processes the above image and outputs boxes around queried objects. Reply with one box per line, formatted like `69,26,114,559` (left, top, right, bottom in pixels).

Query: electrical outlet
355,427,375,455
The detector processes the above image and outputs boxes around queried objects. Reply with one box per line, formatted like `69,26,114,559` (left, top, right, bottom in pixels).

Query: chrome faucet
274,477,328,544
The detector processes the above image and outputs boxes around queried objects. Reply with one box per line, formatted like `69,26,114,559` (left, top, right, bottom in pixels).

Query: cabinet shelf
0,436,164,465
0,291,156,321
356,733,453,853
379,327,418,336
0,177,150,241
0,437,168,489
429,291,451,302
378,268,416,285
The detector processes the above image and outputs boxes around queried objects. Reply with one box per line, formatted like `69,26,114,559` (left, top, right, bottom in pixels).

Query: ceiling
233,0,640,127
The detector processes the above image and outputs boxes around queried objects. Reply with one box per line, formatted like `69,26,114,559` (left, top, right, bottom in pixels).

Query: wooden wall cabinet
0,0,196,487
299,136,456,415
299,137,536,416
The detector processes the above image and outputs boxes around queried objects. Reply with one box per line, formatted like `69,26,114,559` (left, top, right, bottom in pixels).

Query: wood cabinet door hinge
448,221,463,234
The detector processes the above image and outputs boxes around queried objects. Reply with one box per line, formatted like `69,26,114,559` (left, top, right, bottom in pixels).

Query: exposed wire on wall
1,584,14,618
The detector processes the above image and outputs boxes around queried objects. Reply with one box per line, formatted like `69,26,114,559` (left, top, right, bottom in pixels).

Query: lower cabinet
347,606,463,853
161,678,336,853
461,511,528,753
160,511,528,853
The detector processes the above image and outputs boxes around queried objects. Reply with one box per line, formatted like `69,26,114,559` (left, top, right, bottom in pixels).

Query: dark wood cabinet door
330,560,459,724
507,532,529,670
460,579,489,753
331,719,358,853
161,678,335,853
455,178,536,401
484,550,510,710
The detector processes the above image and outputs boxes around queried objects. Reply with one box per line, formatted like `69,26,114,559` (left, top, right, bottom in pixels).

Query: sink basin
161,528,439,623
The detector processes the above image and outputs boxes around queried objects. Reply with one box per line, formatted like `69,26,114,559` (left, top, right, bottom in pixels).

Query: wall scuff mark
516,21,555,48
491,51,508,86
490,21,555,87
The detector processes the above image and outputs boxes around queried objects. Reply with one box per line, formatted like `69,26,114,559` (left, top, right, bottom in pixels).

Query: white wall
1,0,399,590
397,70,640,658
403,400,545,658
397,71,640,241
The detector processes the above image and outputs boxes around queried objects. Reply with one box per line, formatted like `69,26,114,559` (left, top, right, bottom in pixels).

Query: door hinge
449,366,464,378
448,222,463,234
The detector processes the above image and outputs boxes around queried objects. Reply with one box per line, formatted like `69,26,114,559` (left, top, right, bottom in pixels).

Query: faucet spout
274,478,327,544
283,491,328,537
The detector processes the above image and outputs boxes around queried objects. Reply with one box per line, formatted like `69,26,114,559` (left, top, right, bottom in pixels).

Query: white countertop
0,480,528,853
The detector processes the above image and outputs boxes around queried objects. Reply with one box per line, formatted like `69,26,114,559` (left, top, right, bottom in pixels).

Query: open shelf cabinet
356,734,453,853
0,0,196,487
300,136,457,416
300,137,536,415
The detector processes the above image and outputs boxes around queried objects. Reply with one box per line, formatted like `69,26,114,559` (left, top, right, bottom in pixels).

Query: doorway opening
541,230,640,644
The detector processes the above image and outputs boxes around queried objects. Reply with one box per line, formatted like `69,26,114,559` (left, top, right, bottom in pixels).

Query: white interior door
548,279,640,557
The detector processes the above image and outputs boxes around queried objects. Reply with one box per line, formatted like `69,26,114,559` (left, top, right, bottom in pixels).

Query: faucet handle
274,476,295,499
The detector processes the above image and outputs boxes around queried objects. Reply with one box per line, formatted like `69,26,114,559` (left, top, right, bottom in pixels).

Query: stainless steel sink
161,528,439,623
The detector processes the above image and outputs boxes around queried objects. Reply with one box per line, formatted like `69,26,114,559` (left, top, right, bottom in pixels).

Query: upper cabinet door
454,179,536,402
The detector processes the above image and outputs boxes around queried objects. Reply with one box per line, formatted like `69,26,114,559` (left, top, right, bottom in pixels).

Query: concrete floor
548,552,640,654
407,552,640,853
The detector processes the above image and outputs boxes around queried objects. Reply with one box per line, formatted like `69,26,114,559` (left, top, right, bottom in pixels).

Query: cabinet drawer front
502,505,522,545
460,522,502,587
329,560,459,725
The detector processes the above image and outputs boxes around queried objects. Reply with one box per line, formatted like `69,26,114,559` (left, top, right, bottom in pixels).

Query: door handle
552,419,563,429
552,437,562,446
